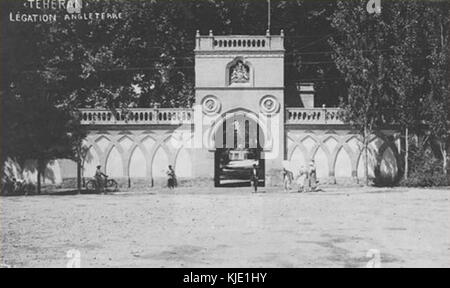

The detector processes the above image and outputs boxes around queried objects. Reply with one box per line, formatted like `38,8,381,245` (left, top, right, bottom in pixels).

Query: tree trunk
77,159,82,194
37,168,42,195
36,159,47,195
442,146,447,177
364,126,369,186
404,128,409,180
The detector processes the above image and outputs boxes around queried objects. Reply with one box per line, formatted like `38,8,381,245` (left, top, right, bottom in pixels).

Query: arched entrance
213,113,265,187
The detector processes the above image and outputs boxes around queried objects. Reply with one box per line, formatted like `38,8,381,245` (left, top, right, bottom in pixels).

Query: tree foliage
3,96,86,193
329,0,449,181
423,2,449,173
3,0,347,109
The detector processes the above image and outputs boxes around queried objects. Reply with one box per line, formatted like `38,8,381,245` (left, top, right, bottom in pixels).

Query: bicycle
1,179,35,196
85,176,119,193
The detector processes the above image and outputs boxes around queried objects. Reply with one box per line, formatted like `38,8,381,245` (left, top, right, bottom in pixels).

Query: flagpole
267,0,271,34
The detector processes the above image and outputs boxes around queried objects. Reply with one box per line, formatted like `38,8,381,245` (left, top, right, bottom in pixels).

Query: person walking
167,165,177,189
309,160,317,192
251,164,259,193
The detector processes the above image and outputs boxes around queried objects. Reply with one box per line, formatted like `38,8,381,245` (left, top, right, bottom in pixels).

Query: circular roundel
202,95,221,115
260,95,280,115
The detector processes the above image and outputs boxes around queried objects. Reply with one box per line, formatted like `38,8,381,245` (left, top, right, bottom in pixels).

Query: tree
381,1,429,180
423,2,449,176
386,1,449,179
330,0,449,184
4,97,86,194
68,114,89,194
329,0,401,185
2,0,87,193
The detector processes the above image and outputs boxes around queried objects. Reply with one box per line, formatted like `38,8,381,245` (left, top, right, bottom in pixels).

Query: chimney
297,82,315,108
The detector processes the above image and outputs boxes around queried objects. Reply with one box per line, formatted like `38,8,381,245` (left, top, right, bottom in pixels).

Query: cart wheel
107,179,118,192
86,180,96,191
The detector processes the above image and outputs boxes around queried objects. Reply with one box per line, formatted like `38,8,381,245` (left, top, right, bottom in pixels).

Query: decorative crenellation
80,108,345,126
195,30,285,52
286,108,343,125
80,108,193,126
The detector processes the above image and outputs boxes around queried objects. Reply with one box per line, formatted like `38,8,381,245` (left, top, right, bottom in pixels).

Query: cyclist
95,165,108,193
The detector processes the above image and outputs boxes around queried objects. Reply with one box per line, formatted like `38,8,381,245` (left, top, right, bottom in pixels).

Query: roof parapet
195,30,285,52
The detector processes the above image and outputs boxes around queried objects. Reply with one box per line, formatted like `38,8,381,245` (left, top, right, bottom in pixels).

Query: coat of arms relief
230,60,250,84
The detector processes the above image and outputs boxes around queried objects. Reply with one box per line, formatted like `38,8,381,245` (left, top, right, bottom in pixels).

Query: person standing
296,165,308,193
282,168,293,192
95,165,108,193
167,165,176,189
251,164,259,193
309,160,317,192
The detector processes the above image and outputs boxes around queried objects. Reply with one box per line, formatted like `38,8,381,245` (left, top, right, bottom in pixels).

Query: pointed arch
152,145,170,179
141,135,157,154
207,109,271,151
356,148,377,180
300,135,318,154
379,147,398,183
346,136,362,155
106,146,124,177
334,147,353,178
175,148,193,178
118,135,134,152
289,145,307,173
129,146,147,178
95,135,111,153
313,147,329,179
44,160,62,185
323,135,339,154
83,145,101,178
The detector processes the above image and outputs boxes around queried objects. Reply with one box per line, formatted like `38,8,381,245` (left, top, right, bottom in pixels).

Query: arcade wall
3,126,401,188
285,128,401,185
80,127,202,187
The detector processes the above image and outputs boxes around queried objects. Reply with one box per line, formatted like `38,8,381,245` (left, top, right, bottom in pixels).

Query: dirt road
1,187,449,268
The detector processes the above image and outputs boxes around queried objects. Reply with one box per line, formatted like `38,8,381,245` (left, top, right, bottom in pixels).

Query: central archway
213,112,266,187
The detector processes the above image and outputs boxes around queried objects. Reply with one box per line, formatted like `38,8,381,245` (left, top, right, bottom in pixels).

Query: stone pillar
329,172,336,185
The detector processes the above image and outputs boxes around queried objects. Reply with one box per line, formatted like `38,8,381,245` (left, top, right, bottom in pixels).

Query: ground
1,186,449,268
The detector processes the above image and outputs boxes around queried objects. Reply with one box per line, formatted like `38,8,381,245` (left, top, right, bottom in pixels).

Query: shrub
399,144,448,187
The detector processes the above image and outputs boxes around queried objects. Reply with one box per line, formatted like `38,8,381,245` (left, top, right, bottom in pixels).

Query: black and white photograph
1,0,449,270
